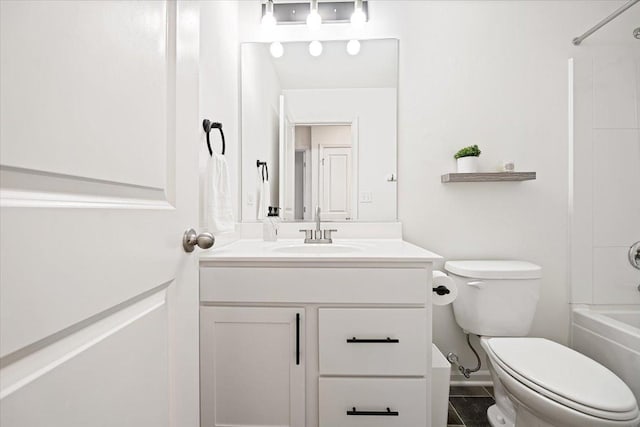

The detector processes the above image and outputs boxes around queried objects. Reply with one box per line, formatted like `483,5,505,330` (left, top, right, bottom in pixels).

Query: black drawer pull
347,407,399,416
346,337,399,343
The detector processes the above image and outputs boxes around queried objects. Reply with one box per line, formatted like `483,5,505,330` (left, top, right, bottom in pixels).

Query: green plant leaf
454,144,481,159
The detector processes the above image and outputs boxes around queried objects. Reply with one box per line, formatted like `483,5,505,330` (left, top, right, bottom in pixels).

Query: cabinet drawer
318,308,427,375
319,378,427,427
200,267,428,304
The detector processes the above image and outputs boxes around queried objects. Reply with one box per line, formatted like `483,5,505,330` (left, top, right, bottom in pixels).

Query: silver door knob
182,228,215,252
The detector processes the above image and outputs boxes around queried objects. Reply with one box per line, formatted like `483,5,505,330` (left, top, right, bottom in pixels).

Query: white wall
196,0,640,382
295,126,311,151
311,125,351,147
241,44,282,221
284,88,397,221
571,46,640,305
237,0,640,381
199,1,240,235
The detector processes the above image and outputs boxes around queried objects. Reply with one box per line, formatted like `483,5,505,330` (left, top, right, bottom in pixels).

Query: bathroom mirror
240,39,398,222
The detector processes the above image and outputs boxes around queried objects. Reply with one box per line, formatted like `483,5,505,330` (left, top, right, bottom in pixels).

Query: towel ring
257,160,268,182
203,119,225,156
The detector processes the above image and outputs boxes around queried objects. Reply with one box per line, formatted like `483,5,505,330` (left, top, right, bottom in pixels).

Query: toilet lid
485,338,638,415
444,260,542,279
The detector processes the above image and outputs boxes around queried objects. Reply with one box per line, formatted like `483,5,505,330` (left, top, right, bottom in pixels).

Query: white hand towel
256,170,264,220
263,176,271,218
205,151,234,233
257,171,270,220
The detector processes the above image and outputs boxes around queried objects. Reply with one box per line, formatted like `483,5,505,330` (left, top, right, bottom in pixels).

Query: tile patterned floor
447,386,495,427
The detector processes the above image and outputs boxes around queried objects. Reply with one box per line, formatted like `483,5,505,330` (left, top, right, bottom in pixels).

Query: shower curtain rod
572,0,639,45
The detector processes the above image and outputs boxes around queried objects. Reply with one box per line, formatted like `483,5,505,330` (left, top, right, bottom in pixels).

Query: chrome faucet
315,205,321,236
300,206,337,244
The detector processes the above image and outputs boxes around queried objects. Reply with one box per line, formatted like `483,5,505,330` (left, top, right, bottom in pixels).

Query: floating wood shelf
441,172,536,183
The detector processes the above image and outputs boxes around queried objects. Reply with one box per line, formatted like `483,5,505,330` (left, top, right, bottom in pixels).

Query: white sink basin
273,244,363,254
200,239,443,263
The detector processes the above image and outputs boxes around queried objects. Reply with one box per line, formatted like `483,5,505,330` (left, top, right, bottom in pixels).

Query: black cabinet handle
295,313,300,365
346,337,399,343
347,407,399,416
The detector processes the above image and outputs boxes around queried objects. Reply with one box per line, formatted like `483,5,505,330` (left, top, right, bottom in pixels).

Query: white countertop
199,239,442,264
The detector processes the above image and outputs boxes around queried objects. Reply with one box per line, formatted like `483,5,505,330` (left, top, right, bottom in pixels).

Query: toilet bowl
482,337,640,427
445,260,640,427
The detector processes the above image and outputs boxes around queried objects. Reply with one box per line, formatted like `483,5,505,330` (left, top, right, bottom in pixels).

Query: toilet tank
445,260,542,337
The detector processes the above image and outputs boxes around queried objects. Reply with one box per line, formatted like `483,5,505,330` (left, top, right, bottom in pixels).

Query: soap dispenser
263,206,280,242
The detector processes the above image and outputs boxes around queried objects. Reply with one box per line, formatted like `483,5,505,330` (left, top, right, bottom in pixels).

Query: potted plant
454,144,481,173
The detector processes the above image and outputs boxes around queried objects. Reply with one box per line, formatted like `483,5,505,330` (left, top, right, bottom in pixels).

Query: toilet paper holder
433,285,450,296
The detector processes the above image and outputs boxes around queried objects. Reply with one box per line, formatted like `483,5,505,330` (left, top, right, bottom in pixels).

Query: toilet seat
483,337,640,424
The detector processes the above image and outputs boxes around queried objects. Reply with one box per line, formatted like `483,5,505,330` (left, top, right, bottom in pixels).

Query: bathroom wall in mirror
241,39,398,222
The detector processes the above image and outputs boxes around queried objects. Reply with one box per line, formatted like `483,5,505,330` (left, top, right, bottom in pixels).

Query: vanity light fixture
270,41,284,58
309,40,323,56
261,1,368,25
350,0,366,28
346,39,360,55
306,0,322,30
261,0,276,29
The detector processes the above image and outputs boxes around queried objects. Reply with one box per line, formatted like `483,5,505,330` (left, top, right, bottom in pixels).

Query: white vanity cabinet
199,240,439,427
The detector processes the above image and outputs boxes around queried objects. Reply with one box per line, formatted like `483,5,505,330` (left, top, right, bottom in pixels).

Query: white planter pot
457,156,479,173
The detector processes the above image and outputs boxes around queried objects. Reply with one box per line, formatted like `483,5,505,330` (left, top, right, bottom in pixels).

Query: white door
0,2,201,426
279,96,295,221
321,147,352,220
303,150,312,221
294,151,304,220
200,307,305,427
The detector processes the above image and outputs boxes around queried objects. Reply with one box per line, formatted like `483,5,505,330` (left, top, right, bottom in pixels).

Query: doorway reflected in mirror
287,124,354,221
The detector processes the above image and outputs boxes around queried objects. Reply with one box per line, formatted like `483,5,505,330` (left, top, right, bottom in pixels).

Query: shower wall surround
571,51,640,305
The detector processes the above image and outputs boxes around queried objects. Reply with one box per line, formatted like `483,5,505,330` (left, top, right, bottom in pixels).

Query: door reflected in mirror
241,39,398,222
286,125,354,221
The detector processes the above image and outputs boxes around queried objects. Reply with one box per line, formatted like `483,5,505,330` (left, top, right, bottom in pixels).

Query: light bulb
261,0,276,29
309,40,323,57
346,39,360,55
262,13,276,29
306,10,322,30
307,0,322,30
350,0,366,29
350,8,365,28
270,41,284,58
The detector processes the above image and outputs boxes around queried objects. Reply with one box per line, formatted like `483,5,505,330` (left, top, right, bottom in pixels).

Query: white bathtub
572,307,640,406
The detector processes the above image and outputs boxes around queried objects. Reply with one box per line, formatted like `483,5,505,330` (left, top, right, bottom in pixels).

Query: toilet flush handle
629,241,640,270
467,281,486,289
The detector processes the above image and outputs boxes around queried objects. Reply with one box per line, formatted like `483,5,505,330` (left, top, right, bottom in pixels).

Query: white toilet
445,260,640,427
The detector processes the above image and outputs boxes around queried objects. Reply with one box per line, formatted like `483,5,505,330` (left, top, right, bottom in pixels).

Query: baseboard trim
449,369,492,387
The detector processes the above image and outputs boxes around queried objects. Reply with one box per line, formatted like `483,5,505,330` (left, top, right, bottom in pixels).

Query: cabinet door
200,307,305,427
